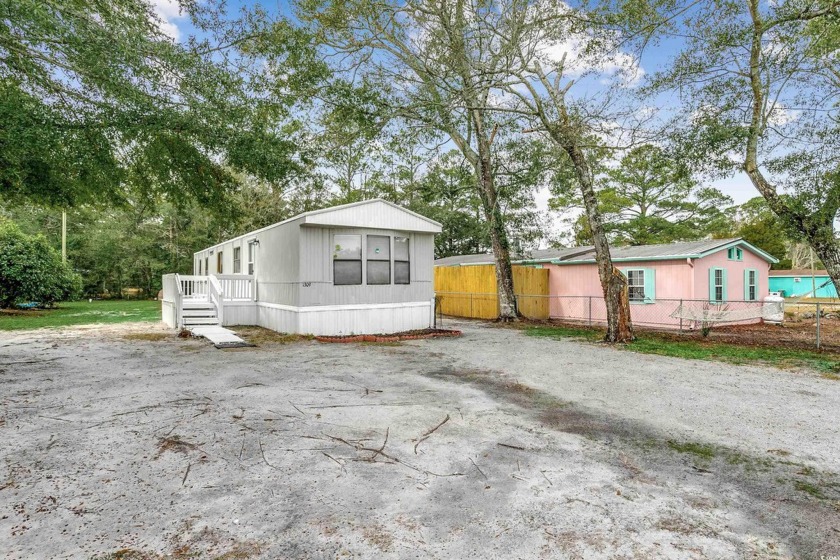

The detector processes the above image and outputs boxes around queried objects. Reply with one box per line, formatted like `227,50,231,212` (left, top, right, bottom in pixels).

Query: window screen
748,270,757,301
367,235,390,284
714,269,724,301
217,252,223,274
627,269,645,301
394,236,410,284
334,235,362,285
233,247,241,274
247,243,255,275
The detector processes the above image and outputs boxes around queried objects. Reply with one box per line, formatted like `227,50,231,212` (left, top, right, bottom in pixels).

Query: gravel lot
1,319,839,559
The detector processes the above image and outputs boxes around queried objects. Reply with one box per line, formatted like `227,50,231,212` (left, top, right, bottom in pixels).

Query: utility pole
61,209,67,262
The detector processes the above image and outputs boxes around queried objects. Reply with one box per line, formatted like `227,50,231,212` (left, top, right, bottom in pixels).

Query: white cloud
767,103,801,126
538,34,645,87
149,0,184,41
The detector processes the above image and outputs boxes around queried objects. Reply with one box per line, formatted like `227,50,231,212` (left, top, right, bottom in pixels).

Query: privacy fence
434,264,549,319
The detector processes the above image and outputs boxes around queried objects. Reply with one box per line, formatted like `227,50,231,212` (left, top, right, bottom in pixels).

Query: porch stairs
181,300,220,327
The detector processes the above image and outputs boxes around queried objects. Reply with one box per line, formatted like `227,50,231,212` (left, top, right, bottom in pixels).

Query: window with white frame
217,251,223,274
746,269,757,301
233,247,241,274
333,234,362,285
627,269,646,302
713,268,725,301
247,243,255,275
366,235,391,285
394,236,410,284
198,259,202,275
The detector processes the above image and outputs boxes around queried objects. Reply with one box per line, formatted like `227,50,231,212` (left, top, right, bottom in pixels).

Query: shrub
0,220,81,308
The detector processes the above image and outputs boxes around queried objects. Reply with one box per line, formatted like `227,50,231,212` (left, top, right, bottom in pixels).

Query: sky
149,0,763,227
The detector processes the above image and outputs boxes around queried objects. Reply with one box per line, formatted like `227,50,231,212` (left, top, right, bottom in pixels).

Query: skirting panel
221,302,257,327
256,301,432,335
161,301,177,328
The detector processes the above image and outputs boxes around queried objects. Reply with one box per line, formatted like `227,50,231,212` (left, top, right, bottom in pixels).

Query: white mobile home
161,199,441,335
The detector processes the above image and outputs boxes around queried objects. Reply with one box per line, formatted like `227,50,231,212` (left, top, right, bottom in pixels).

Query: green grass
666,440,717,460
0,300,160,331
525,325,840,374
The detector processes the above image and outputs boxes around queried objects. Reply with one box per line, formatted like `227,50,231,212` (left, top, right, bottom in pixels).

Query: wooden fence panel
434,265,549,319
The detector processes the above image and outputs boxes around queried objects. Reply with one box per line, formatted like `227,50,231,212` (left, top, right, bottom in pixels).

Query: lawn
0,299,160,331
525,324,840,375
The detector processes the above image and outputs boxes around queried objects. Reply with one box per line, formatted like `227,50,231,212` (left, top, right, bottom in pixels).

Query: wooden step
183,317,220,326
182,308,218,317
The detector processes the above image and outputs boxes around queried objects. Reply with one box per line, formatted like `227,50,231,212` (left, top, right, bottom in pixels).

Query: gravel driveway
1,320,838,559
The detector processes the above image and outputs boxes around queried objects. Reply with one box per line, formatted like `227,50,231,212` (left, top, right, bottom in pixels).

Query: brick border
315,329,461,344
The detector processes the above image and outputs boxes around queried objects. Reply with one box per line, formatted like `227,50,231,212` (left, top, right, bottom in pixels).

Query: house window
394,236,410,285
248,243,255,275
745,269,757,301
728,247,743,261
198,259,202,275
217,251,223,274
366,235,391,285
205,257,208,276
333,234,362,285
627,269,646,302
710,268,726,302
233,247,241,274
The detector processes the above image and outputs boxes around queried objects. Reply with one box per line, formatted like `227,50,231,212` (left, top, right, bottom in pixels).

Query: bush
0,220,81,308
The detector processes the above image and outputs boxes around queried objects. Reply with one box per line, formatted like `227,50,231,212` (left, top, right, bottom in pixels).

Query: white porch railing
208,274,225,325
178,275,210,300
216,274,255,301
161,273,257,328
161,273,181,328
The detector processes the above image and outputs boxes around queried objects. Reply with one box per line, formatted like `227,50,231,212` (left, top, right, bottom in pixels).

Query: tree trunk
472,111,518,320
555,132,634,342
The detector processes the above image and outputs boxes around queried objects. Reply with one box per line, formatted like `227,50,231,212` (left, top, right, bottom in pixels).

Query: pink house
435,238,779,328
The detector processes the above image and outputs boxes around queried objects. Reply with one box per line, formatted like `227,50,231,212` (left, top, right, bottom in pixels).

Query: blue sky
152,0,761,213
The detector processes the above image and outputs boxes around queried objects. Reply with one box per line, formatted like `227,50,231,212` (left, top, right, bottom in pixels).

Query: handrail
208,274,224,325
175,273,183,295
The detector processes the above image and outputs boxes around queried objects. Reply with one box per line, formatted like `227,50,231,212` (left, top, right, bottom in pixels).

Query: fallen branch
182,463,191,486
369,427,389,461
258,438,276,469
413,414,450,454
323,432,462,478
469,457,487,480
289,401,306,416
497,443,526,451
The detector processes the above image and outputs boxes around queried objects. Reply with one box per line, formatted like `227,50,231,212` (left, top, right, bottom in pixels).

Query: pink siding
545,260,693,327
542,245,772,329
693,248,771,301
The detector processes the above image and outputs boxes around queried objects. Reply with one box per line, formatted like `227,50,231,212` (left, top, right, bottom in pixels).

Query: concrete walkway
189,325,250,348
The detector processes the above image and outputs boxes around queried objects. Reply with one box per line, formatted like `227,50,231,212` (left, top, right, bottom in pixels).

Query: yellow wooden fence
434,265,550,319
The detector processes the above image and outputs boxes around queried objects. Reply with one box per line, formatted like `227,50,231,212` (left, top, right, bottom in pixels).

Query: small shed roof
769,269,829,277
434,246,594,267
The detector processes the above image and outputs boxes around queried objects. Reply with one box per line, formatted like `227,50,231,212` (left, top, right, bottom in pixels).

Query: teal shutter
709,268,716,301
643,268,656,302
744,269,750,301
721,269,728,301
